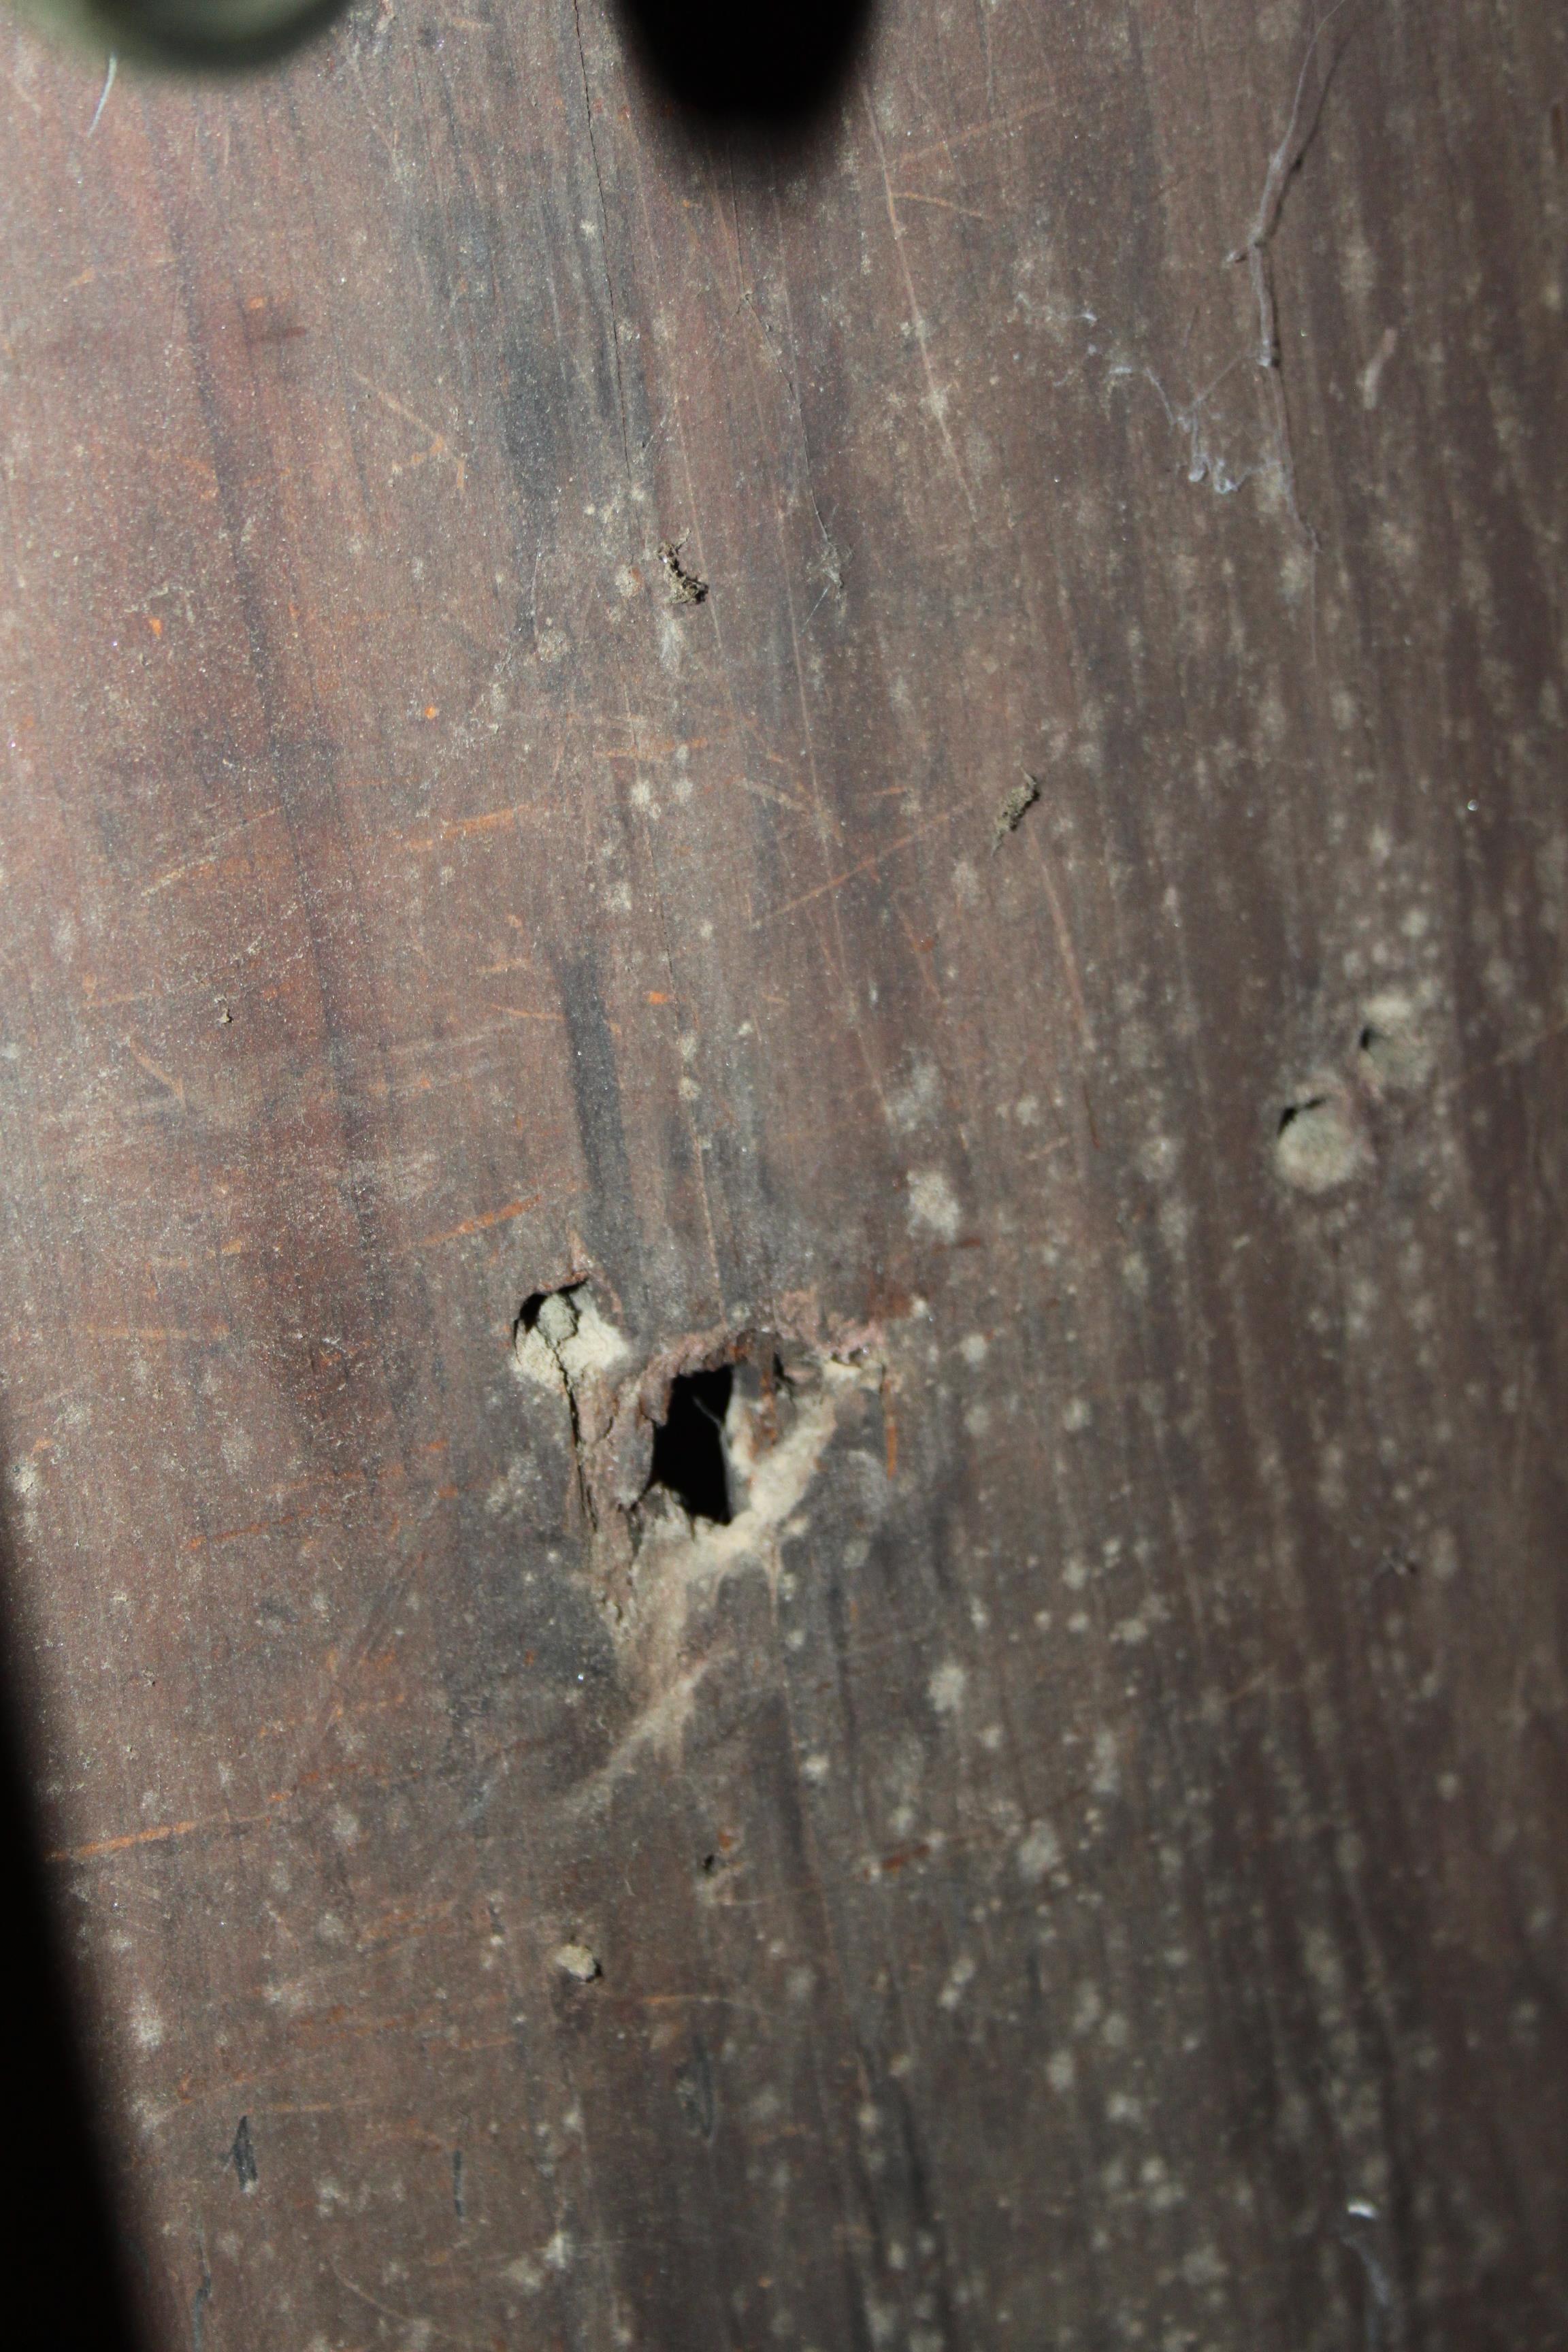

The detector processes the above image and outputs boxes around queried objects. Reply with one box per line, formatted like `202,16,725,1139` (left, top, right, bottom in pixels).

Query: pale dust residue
938,1953,976,2011
887,1055,943,1134
1275,1090,1369,1193
928,1659,968,1716
219,1427,253,1475
552,1942,600,1982
908,1168,961,1241
1089,1726,1121,1797
130,1993,165,2051
1016,1821,1060,1884
1358,988,1435,1090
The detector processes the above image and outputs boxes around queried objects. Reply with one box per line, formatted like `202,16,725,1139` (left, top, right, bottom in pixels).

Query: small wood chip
992,769,1041,851
657,538,708,606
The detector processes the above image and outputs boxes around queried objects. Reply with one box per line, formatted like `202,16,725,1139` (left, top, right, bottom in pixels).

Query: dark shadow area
613,0,873,142
74,0,350,73
0,1531,146,2349
650,1366,734,1524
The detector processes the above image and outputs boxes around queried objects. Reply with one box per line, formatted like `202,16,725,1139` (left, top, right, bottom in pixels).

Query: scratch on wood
142,807,281,897
861,86,981,527
730,773,812,817
894,91,1058,169
411,1194,544,1250
751,804,961,928
352,372,469,493
1228,0,1358,370
191,2244,213,2352
122,1039,185,1103
337,2270,485,2346
50,1816,201,1864
1039,855,1090,1044
569,0,634,481
440,806,528,837
887,189,992,221
82,1324,230,1343
86,52,116,138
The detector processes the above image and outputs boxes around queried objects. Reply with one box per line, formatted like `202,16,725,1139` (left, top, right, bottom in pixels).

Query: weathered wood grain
0,0,1564,2343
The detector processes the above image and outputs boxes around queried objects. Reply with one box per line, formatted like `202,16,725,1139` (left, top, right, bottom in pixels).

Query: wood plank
0,0,1563,2342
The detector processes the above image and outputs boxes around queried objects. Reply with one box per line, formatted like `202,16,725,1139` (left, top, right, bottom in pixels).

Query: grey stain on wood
674,2037,717,2142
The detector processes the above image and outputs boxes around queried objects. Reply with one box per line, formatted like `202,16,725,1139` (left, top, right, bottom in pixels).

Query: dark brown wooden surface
1,0,1565,2344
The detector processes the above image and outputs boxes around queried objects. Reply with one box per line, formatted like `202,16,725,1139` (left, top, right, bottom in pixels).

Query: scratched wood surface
1,0,1565,2343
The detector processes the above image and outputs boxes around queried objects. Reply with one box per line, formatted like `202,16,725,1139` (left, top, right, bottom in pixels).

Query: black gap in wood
649,1367,734,1524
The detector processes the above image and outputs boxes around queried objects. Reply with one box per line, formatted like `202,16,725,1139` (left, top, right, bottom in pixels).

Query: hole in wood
649,1366,734,1525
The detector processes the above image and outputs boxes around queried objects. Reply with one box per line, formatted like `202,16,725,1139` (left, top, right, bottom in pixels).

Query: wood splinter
992,769,1041,851
657,536,708,606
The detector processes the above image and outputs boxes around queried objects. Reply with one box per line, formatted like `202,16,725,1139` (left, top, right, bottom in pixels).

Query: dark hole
1358,1026,1379,1054
518,1291,549,1334
650,1367,734,1524
701,1852,719,1874
1277,1096,1324,1134
614,0,872,136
